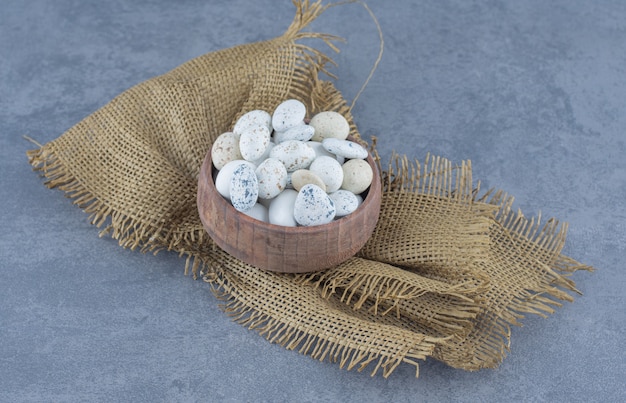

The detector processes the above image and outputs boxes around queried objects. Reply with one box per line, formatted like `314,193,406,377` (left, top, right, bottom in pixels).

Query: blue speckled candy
321,138,368,160
229,163,259,212
215,160,255,199
274,123,315,143
328,190,359,217
293,184,336,226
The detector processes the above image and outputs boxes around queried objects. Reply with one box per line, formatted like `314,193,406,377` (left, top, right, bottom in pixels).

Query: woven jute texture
28,1,592,377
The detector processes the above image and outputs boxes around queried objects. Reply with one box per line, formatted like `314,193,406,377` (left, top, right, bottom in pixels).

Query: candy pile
211,99,374,227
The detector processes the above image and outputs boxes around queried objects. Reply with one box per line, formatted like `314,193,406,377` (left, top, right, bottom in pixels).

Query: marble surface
1,1,624,401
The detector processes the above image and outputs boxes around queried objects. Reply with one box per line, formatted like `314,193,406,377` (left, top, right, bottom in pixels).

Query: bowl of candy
197,100,381,273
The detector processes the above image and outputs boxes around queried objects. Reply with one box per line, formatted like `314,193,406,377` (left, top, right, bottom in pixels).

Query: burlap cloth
28,1,592,378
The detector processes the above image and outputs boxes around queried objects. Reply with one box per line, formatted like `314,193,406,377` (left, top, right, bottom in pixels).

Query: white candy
309,111,350,141
268,189,299,227
274,123,315,143
242,202,269,222
293,184,336,226
256,157,288,200
329,190,359,217
269,140,316,172
239,125,271,162
272,99,306,132
322,138,368,160
233,109,272,135
309,155,344,193
230,163,259,212
211,132,242,170
341,158,373,194
215,160,255,199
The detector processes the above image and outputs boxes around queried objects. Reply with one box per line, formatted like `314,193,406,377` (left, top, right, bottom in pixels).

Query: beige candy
309,111,350,141
211,132,242,170
341,159,373,194
290,169,326,192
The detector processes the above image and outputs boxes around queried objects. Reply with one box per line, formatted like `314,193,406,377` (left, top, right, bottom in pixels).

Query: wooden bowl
197,139,382,273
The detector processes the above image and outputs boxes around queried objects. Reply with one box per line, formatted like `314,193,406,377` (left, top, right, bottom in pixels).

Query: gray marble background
1,1,623,401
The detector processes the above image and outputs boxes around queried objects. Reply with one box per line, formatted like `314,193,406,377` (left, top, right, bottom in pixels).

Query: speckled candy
321,138,368,160
293,184,336,226
233,109,272,135
229,163,259,212
211,131,242,170
239,125,271,162
269,140,316,172
215,160,256,199
272,99,306,132
329,190,360,217
255,157,288,200
250,141,275,166
273,123,315,143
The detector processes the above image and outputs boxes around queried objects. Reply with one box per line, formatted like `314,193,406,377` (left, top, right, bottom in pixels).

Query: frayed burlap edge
294,153,592,372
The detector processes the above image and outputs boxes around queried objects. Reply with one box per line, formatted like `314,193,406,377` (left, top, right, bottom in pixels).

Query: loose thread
348,1,384,112
23,135,44,148
324,1,384,112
